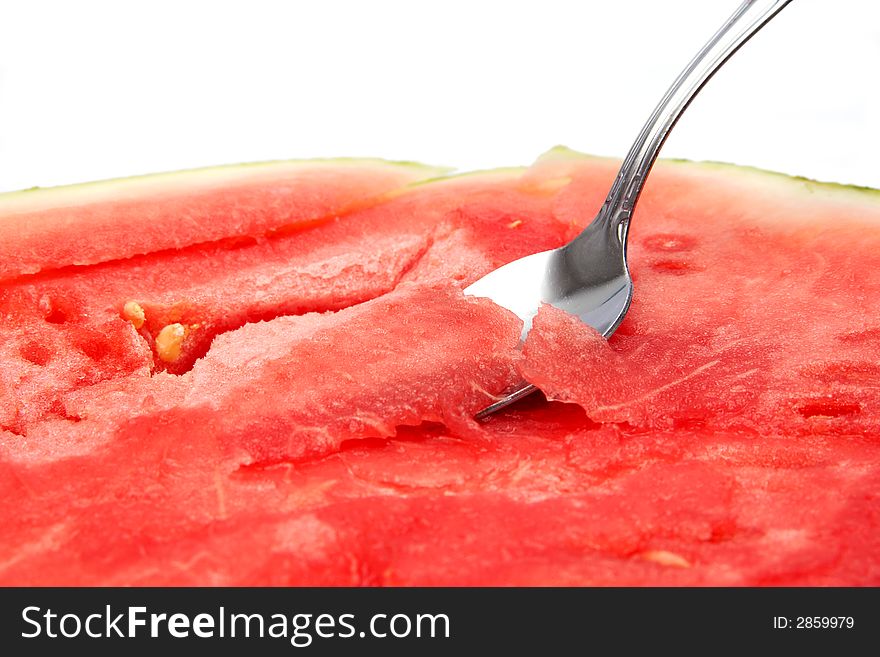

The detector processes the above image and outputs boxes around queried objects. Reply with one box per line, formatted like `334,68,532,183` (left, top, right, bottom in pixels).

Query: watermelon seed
121,301,146,329
155,323,186,363
640,550,691,568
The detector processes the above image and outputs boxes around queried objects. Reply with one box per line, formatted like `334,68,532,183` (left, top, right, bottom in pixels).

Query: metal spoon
465,0,793,419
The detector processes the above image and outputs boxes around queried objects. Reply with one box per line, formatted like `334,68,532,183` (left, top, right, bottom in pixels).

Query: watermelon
0,158,447,281
1,148,879,586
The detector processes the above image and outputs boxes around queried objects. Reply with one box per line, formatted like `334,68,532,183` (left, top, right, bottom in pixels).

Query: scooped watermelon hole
340,436,393,452
797,401,861,418
393,422,447,441
339,423,448,453
149,295,391,375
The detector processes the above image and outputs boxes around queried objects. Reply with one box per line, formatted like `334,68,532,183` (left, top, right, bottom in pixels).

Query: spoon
464,0,793,419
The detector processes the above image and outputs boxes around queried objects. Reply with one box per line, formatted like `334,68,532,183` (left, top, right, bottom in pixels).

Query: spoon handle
597,0,793,240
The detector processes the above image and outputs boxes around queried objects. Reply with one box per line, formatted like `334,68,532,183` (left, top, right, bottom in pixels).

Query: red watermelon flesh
0,158,446,281
3,400,878,585
520,152,880,438
0,168,568,434
1,149,880,585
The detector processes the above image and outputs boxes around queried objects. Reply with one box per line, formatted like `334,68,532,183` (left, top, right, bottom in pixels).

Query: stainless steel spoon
465,0,793,419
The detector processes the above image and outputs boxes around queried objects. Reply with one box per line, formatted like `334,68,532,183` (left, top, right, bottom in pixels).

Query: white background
1,0,878,193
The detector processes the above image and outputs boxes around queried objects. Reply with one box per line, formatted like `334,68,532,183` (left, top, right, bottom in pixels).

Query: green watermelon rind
406,166,529,189
0,157,453,213
3,145,877,216
538,145,880,204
